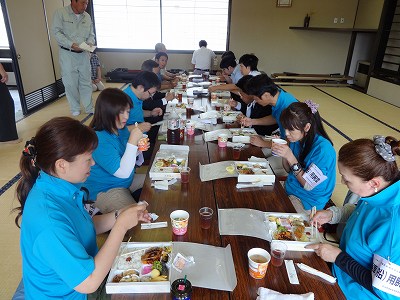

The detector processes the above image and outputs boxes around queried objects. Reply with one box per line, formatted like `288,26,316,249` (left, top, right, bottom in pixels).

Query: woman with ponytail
15,117,151,299
271,100,336,213
308,136,400,299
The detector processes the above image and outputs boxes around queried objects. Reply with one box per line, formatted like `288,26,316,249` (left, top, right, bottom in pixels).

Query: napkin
249,156,268,162
236,182,265,189
152,178,177,190
227,141,245,148
256,287,314,300
296,263,337,283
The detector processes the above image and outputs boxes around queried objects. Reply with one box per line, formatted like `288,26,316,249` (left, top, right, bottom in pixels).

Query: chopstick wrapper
296,263,337,283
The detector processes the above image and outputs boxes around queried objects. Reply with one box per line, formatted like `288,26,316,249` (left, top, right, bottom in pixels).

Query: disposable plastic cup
248,248,271,279
180,167,191,183
199,207,214,229
170,210,189,236
233,146,242,159
270,241,287,267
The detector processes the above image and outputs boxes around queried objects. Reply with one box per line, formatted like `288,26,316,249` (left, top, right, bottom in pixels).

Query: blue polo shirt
272,89,297,138
84,127,134,200
124,85,144,124
333,180,400,299
21,171,97,299
285,134,336,210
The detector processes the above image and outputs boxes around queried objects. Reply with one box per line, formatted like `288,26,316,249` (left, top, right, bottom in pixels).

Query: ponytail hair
280,101,332,166
14,117,98,227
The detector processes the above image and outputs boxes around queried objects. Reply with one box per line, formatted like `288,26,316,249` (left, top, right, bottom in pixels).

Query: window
92,0,229,51
0,5,10,48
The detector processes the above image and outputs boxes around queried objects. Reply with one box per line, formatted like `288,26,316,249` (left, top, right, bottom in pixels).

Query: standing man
191,40,216,74
52,0,95,116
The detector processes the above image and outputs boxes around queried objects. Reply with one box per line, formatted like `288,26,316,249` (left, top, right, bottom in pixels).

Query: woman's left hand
305,243,342,263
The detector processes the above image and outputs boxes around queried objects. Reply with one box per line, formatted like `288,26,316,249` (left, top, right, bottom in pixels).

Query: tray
265,212,322,251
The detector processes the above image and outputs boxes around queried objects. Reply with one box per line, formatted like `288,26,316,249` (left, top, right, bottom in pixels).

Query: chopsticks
141,222,168,230
311,206,317,239
120,236,132,255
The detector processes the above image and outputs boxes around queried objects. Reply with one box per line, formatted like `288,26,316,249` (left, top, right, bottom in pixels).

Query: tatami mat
0,83,398,298
317,86,400,130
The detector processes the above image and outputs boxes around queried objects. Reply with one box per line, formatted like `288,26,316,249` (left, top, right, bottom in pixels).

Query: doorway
0,3,23,121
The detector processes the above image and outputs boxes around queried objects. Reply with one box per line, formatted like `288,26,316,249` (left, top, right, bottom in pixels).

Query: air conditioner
354,61,370,88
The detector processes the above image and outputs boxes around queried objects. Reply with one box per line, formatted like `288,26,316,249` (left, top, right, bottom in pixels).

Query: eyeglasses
146,90,156,98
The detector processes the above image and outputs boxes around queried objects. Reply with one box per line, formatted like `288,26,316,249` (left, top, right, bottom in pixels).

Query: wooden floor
0,83,399,299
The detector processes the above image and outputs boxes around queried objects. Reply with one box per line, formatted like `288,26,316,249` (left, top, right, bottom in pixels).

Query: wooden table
112,114,345,299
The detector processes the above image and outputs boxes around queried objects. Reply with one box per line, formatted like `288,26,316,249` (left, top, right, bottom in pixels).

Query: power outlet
334,17,338,24
340,18,345,24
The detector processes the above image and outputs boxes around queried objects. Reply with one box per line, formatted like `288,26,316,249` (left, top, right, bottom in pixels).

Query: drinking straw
183,275,187,284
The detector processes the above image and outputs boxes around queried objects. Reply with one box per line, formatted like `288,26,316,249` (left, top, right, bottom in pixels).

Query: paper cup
138,134,149,151
170,210,189,235
248,248,271,279
218,134,228,148
271,138,287,156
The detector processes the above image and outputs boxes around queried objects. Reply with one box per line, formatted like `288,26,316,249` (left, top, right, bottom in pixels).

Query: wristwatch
290,163,302,174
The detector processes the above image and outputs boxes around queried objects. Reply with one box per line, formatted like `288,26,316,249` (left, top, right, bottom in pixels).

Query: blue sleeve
92,137,121,175
33,228,95,289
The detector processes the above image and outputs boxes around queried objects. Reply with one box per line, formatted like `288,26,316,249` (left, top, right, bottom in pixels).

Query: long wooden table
112,106,345,299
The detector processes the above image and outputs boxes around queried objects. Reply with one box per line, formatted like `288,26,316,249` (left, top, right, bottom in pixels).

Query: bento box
222,111,241,122
149,145,189,180
106,242,237,294
229,128,257,143
106,242,172,294
265,212,322,251
235,161,275,184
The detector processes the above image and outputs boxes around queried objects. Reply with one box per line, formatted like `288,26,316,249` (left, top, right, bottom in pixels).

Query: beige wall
355,0,384,29
99,0,383,76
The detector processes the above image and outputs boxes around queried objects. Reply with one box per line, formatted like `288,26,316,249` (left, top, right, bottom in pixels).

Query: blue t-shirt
333,180,400,299
271,90,297,138
285,134,336,210
125,85,144,124
85,128,135,200
21,171,97,300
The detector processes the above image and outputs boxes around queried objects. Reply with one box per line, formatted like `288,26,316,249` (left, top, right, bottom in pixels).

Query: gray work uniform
52,5,95,114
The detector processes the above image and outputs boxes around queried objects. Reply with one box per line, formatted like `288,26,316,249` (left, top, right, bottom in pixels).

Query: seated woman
307,136,400,299
272,101,336,213
15,117,151,299
85,88,149,213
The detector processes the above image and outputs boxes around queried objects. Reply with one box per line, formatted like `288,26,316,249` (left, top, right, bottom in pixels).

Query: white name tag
302,163,327,189
372,254,400,297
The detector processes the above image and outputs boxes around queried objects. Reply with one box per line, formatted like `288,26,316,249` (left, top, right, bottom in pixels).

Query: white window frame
92,0,230,52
